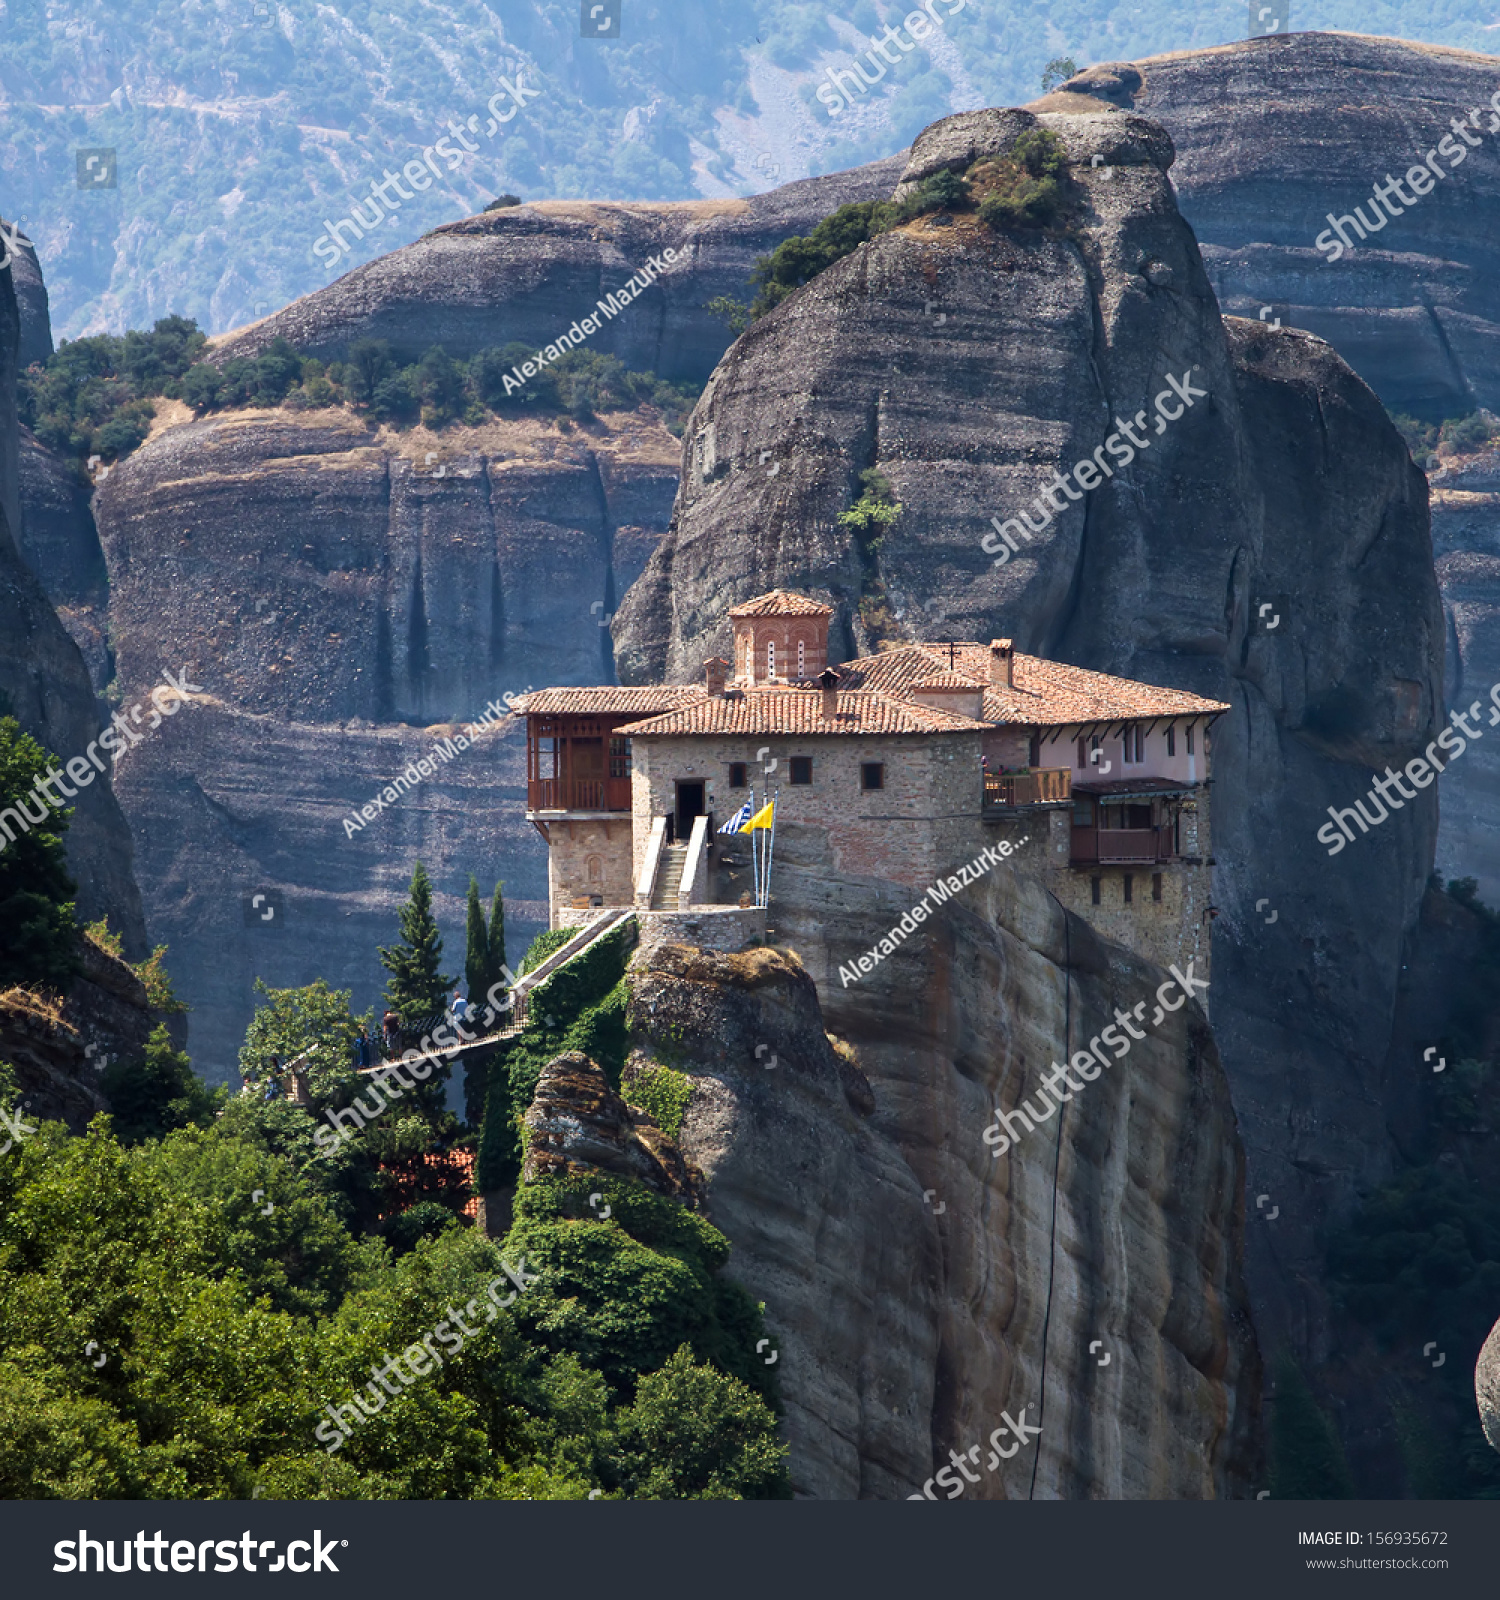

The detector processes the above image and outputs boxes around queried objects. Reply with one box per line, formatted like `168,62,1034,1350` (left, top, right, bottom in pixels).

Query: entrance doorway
674,779,706,842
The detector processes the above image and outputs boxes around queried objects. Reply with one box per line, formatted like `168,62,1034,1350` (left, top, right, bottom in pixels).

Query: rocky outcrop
209,159,908,381
0,225,145,946
1,934,155,1131
1477,1313,1500,1453
4,218,53,370
522,1048,704,1207
624,889,1260,1500
613,105,1440,1395
1055,34,1500,423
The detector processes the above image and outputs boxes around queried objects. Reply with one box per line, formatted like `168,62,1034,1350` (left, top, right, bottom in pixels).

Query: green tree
1269,1355,1355,1498
0,717,79,991
488,880,508,982
1041,55,1078,92
604,1345,790,1499
100,1025,220,1145
465,876,488,1005
239,977,369,1099
379,862,453,1024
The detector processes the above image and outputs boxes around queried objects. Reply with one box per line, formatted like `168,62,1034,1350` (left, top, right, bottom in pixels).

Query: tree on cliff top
0,717,79,992
379,862,453,1023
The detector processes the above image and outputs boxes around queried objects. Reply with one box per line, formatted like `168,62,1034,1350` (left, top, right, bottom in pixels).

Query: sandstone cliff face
0,234,144,946
209,159,907,379
94,404,682,1073
613,106,1441,1378
623,900,1259,1500
1064,34,1500,424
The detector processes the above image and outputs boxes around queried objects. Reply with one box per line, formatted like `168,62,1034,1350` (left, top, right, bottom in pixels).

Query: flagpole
761,789,779,909
749,784,759,908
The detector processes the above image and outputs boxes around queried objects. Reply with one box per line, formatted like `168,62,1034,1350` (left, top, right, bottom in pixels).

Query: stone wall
631,729,984,890
545,816,634,921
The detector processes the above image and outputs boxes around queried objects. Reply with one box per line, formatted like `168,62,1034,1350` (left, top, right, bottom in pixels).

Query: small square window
1072,800,1094,827
1090,876,1101,906
861,762,884,791
1123,873,1133,904
789,756,813,785
1151,872,1162,902
728,762,747,788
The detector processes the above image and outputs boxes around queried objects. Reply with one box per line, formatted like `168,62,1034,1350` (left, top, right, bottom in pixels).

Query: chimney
704,657,728,697
816,666,840,721
990,639,1014,689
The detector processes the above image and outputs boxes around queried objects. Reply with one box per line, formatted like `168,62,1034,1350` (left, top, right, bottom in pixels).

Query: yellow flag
739,799,775,833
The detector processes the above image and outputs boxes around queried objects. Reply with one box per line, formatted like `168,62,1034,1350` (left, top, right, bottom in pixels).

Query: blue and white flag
719,801,752,833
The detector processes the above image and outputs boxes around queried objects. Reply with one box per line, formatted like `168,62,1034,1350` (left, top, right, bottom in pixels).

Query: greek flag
719,801,752,833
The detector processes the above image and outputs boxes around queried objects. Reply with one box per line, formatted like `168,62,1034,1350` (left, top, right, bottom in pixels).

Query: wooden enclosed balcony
983,767,1072,808
526,713,634,814
1070,826,1173,866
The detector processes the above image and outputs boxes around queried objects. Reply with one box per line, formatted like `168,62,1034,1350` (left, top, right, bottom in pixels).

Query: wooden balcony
984,767,1072,808
527,775,633,813
1070,826,1172,866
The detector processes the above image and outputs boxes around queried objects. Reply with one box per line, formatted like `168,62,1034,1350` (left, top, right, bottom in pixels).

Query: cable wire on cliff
1029,904,1070,1500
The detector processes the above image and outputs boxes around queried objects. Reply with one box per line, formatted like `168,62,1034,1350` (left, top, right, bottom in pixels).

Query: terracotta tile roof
726,589,834,618
514,686,707,717
616,688,991,737
908,670,987,689
837,642,1229,726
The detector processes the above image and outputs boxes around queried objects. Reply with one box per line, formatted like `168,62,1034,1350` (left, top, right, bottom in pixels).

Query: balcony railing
527,776,633,813
1070,826,1172,866
984,767,1072,808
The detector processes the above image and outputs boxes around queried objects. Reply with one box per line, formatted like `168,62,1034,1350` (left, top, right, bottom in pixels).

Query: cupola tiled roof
726,589,834,618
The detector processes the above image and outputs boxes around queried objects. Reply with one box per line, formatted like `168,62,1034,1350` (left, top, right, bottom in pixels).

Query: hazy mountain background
4,0,1500,340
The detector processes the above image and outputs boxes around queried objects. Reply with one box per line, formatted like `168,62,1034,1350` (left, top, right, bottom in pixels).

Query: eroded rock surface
625,922,1259,1500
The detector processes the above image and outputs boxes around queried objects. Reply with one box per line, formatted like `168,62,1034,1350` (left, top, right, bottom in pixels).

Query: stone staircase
650,843,688,910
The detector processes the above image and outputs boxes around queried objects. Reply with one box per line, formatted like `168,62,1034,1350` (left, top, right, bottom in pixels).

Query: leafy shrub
100,1024,221,1145
838,467,903,541
970,130,1068,228
626,1065,694,1138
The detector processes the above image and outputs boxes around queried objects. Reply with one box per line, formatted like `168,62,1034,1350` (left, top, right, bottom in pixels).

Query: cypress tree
379,861,453,1022
464,876,488,1002
487,880,507,984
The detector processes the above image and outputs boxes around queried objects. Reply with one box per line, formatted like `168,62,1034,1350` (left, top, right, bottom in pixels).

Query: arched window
766,639,775,679
586,854,603,883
